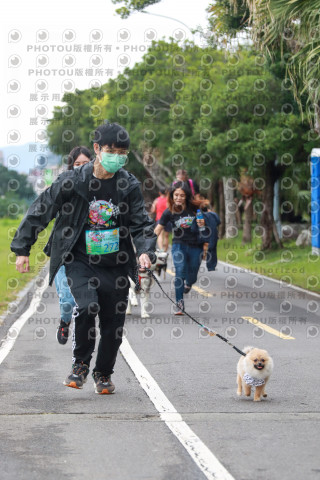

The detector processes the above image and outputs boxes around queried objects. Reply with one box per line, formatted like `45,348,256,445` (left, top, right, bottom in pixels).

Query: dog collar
243,373,265,387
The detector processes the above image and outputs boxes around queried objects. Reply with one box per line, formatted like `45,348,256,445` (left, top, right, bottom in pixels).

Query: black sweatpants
65,260,129,376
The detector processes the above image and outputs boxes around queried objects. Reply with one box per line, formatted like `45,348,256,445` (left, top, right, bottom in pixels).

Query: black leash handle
137,266,246,357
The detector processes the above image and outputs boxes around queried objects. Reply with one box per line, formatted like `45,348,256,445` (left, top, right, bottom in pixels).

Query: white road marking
0,274,49,365
219,261,320,298
120,338,235,480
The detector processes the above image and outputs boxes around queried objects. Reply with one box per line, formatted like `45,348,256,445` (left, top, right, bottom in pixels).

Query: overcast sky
1,0,211,149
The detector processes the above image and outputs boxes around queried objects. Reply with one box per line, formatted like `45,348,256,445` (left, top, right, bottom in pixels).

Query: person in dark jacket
194,211,220,271
11,121,156,394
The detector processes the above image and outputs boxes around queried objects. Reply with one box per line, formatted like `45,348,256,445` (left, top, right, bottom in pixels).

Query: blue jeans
54,265,76,324
171,243,203,303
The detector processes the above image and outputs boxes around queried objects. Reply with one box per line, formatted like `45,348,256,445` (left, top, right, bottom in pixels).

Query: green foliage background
47,41,315,205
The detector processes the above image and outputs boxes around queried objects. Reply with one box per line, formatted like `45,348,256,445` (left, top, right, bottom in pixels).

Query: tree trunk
223,177,237,238
218,179,225,238
260,162,283,250
209,179,219,211
313,100,320,136
242,197,253,243
131,149,170,191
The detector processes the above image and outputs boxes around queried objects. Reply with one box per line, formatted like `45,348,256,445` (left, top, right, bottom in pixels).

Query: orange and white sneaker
63,362,89,389
174,300,185,316
92,372,115,394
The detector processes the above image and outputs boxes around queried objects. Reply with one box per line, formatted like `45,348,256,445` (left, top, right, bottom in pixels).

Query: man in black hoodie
11,121,156,394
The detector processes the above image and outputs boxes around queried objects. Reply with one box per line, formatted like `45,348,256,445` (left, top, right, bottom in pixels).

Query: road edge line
0,274,49,365
219,261,320,299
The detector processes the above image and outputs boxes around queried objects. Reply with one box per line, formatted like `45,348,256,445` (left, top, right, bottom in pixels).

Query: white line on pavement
120,337,235,480
219,261,320,299
0,274,49,365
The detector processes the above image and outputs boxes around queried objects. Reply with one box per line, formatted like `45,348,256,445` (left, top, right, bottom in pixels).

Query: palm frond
231,0,320,130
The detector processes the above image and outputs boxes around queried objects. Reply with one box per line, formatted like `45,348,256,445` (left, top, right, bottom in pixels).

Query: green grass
217,233,320,293
0,217,54,317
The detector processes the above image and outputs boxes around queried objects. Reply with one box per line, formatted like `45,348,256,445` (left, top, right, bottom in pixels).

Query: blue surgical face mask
100,152,127,173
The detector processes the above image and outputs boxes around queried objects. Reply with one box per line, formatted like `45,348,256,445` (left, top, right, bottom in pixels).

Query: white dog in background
126,250,168,318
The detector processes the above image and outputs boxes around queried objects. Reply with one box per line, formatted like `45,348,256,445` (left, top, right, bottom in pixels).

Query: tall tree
167,48,308,248
46,40,309,248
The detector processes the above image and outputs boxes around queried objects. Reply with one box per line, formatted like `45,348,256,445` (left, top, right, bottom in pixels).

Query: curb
0,263,50,339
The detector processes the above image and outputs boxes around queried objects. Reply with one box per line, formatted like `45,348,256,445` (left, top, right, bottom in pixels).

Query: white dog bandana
243,373,265,387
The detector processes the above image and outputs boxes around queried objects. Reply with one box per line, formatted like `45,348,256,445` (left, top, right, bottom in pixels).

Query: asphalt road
0,255,319,480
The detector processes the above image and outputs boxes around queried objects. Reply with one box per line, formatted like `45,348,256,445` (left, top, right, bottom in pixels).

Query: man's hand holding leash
138,253,151,271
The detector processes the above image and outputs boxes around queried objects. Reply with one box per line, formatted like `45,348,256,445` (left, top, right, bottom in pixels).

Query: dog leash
136,266,246,357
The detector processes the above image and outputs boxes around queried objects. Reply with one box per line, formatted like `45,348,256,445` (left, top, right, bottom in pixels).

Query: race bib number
85,228,119,255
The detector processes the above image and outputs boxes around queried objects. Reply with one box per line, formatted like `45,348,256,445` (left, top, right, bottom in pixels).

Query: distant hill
0,144,61,175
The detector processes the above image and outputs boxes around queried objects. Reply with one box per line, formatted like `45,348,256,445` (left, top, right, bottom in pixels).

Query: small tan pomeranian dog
237,346,274,402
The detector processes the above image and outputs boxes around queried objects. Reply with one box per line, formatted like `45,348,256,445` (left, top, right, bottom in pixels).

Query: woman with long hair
155,181,208,315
